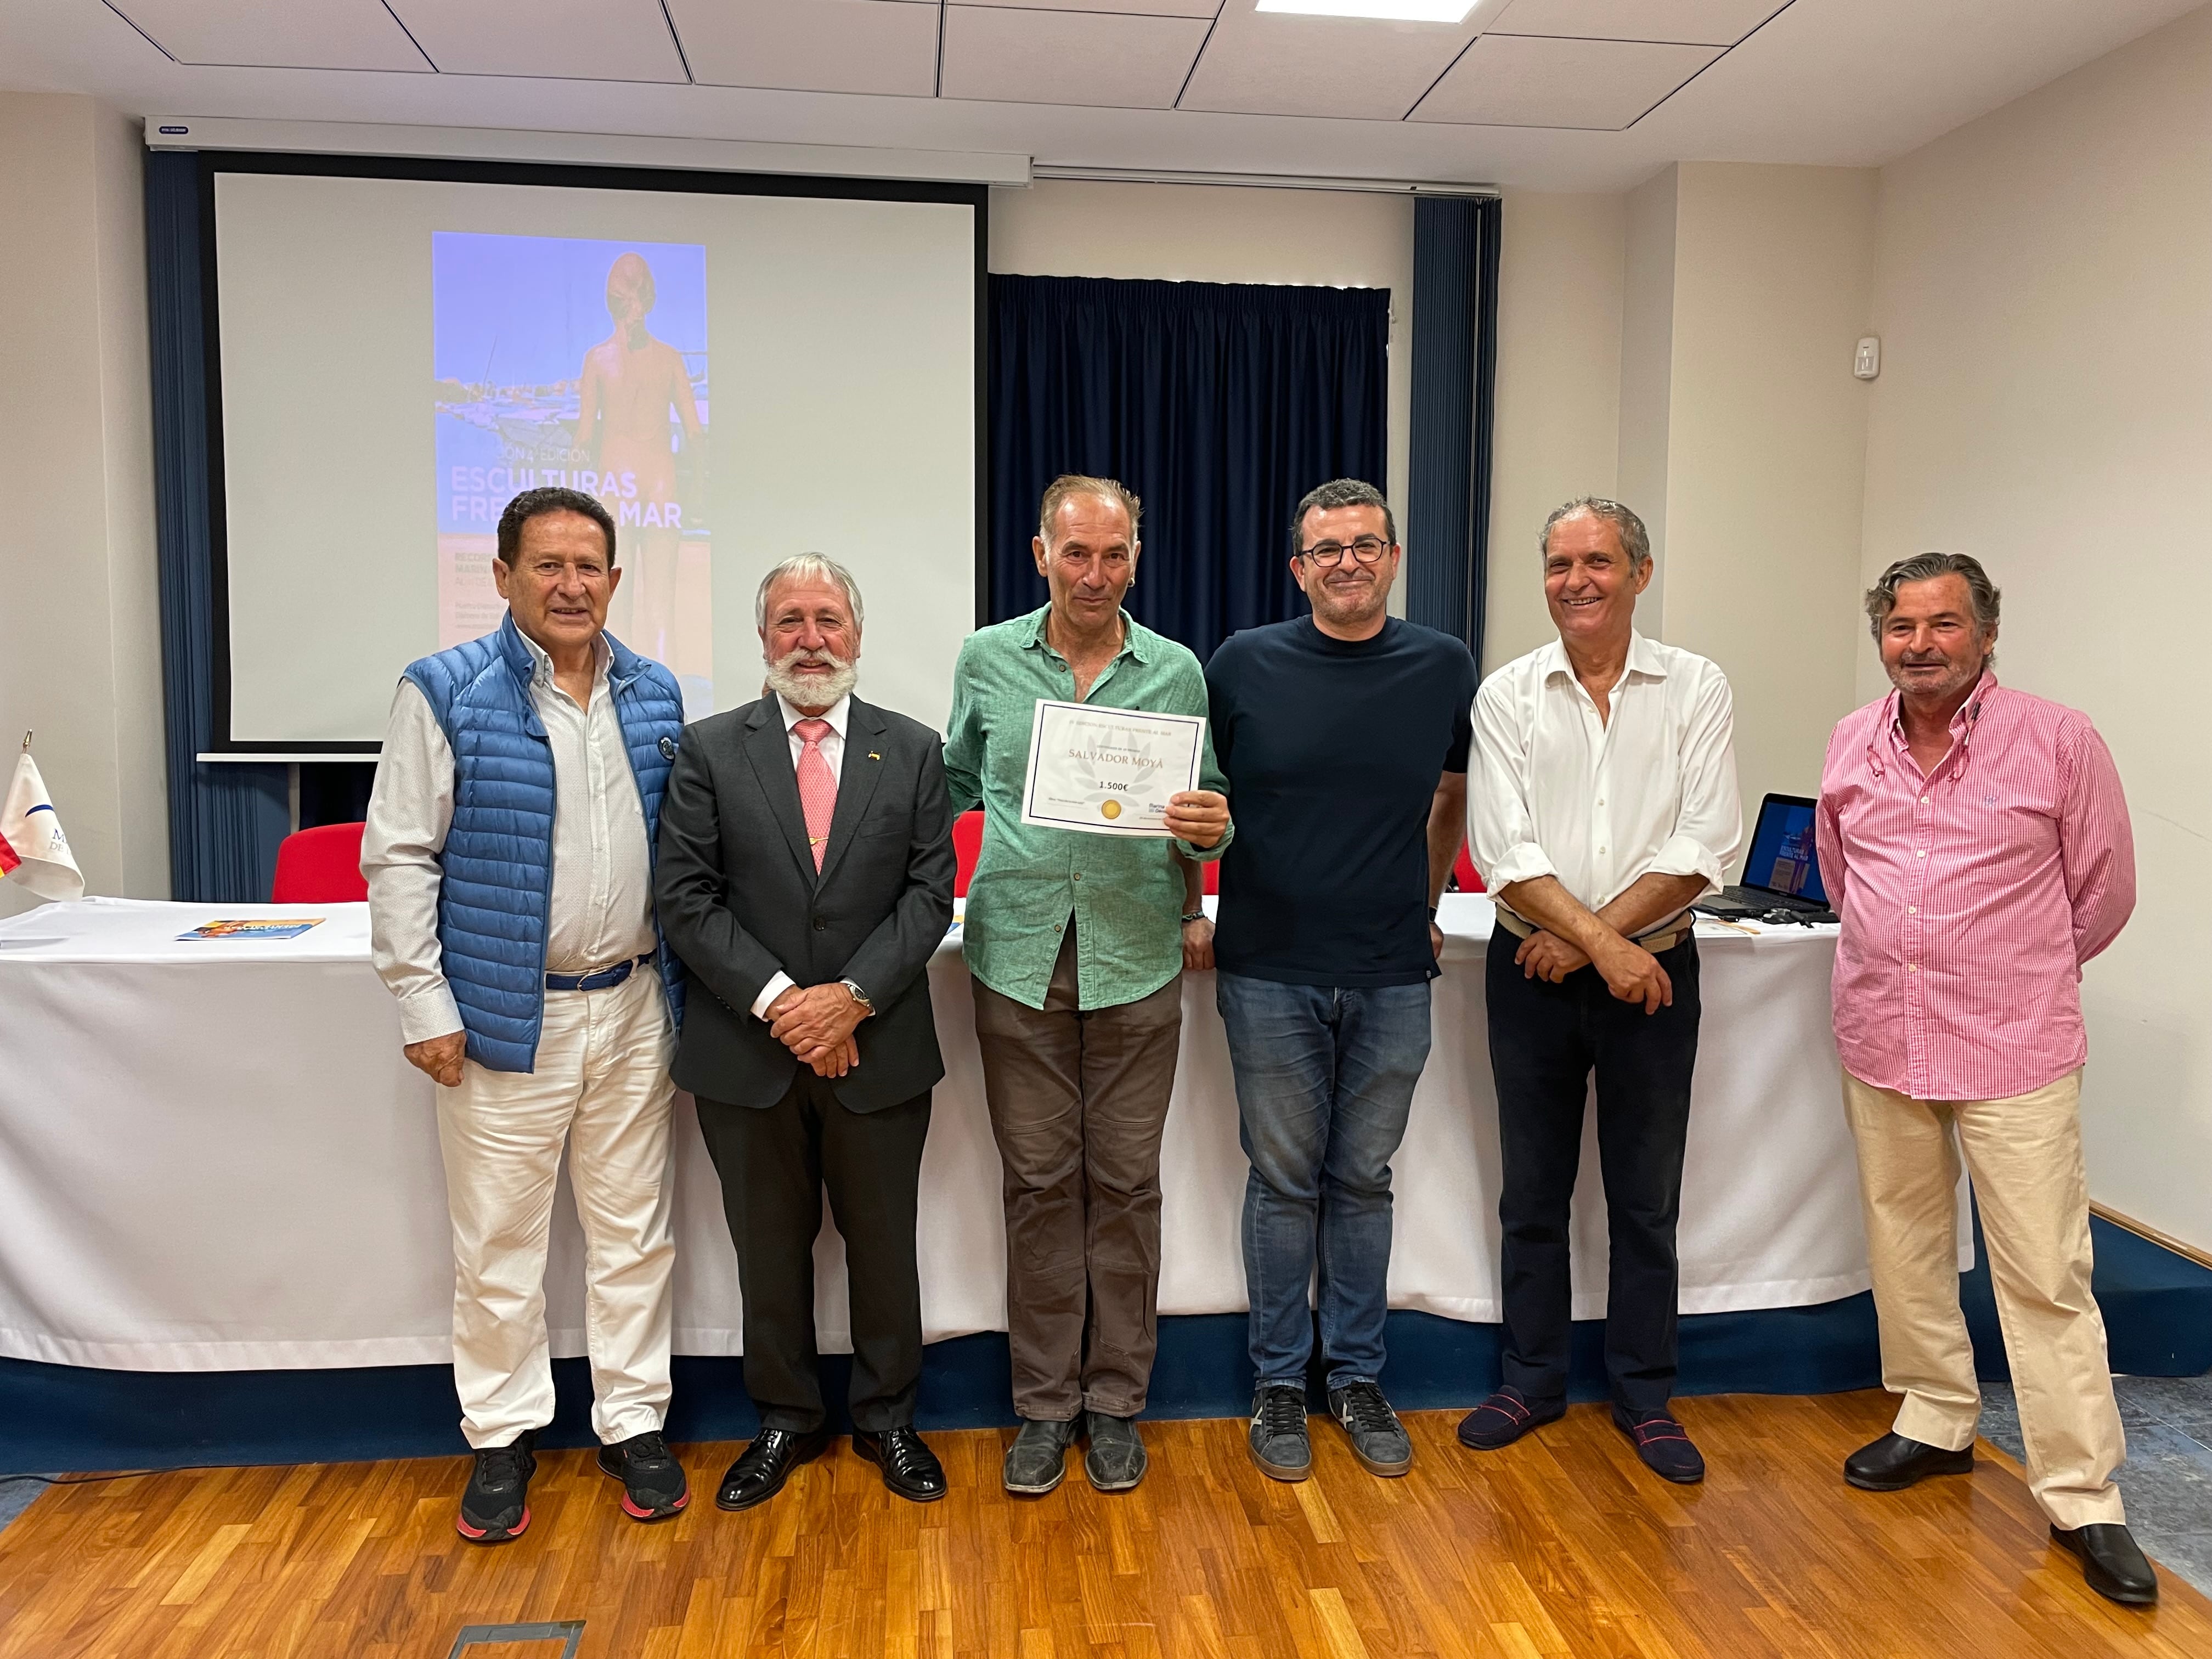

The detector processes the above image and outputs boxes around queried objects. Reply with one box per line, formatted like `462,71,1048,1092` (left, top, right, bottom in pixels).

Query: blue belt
545,951,654,992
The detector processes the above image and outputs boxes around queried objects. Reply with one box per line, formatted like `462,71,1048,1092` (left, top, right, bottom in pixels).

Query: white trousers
437,970,677,1449
1842,1066,2126,1529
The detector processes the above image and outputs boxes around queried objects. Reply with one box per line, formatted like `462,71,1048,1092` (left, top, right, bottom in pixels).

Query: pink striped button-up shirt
1815,673,2134,1102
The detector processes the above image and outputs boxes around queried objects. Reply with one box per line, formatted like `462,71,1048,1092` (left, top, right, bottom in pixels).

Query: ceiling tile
940,8,1212,109
1485,0,1785,47
668,0,938,97
955,0,1219,17
108,0,430,70
1410,32,1718,127
1178,1,1481,121
385,0,688,82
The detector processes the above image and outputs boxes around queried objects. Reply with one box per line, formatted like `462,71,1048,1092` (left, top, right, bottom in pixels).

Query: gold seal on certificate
1021,699,1206,838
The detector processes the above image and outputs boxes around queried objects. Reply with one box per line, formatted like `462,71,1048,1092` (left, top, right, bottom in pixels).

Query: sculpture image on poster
433,233,711,716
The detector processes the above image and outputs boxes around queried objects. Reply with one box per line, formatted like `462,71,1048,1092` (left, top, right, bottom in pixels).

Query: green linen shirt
945,606,1232,1011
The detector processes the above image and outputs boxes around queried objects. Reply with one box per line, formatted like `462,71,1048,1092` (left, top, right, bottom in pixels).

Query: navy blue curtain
1406,195,1502,665
146,150,290,901
989,275,1389,663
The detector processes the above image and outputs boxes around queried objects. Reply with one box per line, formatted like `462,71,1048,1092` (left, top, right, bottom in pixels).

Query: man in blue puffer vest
363,486,690,1543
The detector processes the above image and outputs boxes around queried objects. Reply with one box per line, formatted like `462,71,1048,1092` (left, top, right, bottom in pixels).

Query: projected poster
433,233,711,715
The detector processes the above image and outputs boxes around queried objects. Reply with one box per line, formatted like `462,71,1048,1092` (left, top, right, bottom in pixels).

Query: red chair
952,810,985,898
1451,844,1486,894
272,821,370,903
953,809,1226,897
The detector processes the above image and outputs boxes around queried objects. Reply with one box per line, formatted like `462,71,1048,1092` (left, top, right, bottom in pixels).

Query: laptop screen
1741,796,1827,903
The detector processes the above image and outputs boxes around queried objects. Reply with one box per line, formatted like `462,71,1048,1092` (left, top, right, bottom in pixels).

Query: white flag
0,751,85,902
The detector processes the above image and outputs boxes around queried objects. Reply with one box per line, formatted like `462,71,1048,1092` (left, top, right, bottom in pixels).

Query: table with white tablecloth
0,894,1921,1373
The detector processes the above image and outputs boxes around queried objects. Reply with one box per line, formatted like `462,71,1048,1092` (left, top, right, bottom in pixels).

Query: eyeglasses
1300,537,1390,568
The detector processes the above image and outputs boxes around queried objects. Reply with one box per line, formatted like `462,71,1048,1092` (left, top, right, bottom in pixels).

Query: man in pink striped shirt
1816,551,2153,1606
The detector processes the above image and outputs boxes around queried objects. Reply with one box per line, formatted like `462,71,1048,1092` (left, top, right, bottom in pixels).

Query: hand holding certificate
1022,699,1217,839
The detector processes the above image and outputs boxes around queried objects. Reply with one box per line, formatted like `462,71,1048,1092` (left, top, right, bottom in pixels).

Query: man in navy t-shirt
1200,477,1477,1485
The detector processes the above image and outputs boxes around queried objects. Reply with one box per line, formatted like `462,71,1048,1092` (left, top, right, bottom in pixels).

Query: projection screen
205,158,983,750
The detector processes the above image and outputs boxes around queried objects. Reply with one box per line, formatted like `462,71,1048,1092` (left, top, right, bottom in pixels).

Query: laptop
1696,793,1838,921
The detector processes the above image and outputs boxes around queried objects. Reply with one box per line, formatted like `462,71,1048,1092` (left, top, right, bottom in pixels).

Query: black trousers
1486,934,1700,1415
694,1071,932,1434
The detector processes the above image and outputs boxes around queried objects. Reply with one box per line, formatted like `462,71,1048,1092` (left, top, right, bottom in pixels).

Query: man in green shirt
945,473,1231,1497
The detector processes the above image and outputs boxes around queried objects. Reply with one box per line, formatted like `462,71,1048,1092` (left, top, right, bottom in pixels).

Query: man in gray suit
656,553,956,1510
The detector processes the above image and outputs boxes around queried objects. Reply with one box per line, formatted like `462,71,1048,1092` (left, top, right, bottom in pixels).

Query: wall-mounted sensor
1853,337,1881,380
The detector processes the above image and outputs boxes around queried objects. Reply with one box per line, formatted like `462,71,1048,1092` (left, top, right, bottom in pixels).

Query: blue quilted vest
403,613,687,1073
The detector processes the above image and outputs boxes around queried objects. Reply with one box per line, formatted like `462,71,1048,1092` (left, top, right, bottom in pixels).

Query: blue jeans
1215,972,1433,1390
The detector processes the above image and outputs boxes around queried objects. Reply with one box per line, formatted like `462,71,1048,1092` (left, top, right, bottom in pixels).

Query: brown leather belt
1490,906,1691,957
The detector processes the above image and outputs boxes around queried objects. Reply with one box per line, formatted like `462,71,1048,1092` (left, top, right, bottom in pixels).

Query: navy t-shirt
1205,616,1477,987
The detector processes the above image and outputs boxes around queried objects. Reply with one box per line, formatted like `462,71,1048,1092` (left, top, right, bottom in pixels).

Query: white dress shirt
749,693,852,1020
1469,631,1741,922
362,630,658,1045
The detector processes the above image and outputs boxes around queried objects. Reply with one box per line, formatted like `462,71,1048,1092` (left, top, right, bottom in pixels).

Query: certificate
1021,699,1205,838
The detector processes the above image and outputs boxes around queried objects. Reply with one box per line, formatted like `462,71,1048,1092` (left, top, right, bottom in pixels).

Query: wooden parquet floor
1,1389,2207,1658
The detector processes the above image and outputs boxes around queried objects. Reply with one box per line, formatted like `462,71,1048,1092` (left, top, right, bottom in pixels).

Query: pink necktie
794,718,836,871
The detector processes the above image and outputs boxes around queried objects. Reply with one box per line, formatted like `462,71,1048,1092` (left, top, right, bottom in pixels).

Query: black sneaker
1328,1380,1413,1477
1248,1385,1312,1482
597,1429,690,1521
456,1431,537,1544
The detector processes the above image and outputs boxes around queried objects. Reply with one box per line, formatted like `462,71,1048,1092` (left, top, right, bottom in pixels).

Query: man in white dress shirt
1459,496,1741,1484
363,486,691,1543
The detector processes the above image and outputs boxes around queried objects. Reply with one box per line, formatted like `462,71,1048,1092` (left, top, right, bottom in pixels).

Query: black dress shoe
1456,1387,1563,1452
1843,1432,1974,1492
854,1425,948,1503
2052,1523,2159,1606
715,1427,830,1511
1614,1407,1706,1485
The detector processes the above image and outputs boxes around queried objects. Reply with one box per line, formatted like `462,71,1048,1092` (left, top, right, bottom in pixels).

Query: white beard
765,650,859,710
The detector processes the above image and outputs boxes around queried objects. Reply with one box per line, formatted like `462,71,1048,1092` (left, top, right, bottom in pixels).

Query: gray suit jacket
654,695,955,1112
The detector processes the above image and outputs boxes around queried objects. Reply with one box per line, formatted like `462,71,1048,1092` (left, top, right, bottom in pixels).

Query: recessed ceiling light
1254,0,1479,21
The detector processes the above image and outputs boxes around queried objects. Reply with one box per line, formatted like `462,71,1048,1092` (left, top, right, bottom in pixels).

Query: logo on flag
1,747,85,902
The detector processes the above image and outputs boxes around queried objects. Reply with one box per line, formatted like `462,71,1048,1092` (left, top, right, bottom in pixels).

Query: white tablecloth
0,895,1905,1371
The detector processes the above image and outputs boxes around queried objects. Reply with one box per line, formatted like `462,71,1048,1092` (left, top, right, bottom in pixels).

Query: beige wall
1863,4,2212,1248
0,92,165,916
1663,162,1877,845
1517,162,1876,847
990,179,1414,612
1614,165,1679,651
1483,189,1627,673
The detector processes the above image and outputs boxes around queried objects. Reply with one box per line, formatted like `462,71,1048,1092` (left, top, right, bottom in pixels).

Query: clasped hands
1514,928,1673,1013
766,981,870,1077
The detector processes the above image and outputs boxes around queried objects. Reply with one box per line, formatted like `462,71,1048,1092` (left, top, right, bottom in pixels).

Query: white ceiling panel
106,0,430,70
668,0,938,97
1179,2,1480,120
956,0,1218,17
1485,0,1784,47
1412,32,1717,127
385,0,688,82
940,8,1212,110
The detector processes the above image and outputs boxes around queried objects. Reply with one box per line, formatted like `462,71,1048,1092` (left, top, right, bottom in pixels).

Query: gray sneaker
1328,1380,1413,1477
1002,1417,1078,1495
1248,1385,1311,1482
1083,1411,1148,1492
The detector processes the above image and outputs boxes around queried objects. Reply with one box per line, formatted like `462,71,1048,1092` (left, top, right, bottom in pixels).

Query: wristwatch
840,978,875,1015
1181,909,1207,924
